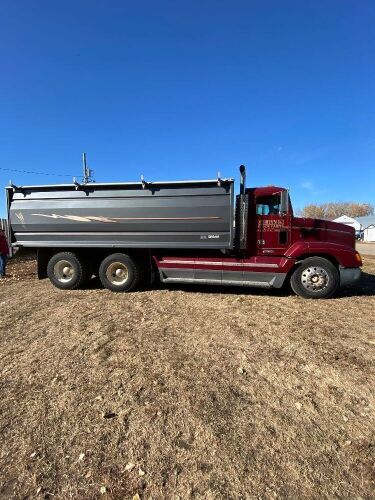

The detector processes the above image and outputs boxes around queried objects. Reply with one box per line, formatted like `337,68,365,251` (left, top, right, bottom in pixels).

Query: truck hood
293,217,355,248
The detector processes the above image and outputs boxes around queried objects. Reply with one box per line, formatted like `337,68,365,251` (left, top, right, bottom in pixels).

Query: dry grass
0,256,374,499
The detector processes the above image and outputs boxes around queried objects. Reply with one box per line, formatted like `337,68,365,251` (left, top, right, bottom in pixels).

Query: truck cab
232,185,362,297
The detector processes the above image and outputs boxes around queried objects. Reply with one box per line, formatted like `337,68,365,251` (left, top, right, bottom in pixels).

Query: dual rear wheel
98,253,143,292
47,252,143,292
47,252,87,290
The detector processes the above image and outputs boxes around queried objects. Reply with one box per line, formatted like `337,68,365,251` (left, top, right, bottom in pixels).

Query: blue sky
1,0,374,216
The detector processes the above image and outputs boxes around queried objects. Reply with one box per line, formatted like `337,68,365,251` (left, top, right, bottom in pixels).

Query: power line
0,166,79,177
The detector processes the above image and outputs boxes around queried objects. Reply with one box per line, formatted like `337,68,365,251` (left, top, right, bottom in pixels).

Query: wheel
99,253,143,292
290,257,339,299
47,252,87,290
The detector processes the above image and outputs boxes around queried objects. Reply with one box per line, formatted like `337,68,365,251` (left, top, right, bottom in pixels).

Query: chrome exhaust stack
239,164,246,194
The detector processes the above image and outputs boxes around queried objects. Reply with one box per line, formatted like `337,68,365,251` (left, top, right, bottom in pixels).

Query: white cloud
301,181,313,190
301,180,326,196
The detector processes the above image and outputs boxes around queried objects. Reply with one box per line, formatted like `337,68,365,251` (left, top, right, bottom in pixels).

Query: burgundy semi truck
6,165,362,298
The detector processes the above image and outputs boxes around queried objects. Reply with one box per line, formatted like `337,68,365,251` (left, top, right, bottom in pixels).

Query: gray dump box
7,179,235,250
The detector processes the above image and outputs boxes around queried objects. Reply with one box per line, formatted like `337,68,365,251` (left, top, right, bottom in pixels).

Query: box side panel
9,183,234,249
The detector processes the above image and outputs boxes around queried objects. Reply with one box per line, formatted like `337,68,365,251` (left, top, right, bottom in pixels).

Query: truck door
255,191,291,256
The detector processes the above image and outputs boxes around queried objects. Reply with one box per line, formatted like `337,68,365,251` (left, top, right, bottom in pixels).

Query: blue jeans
0,254,7,277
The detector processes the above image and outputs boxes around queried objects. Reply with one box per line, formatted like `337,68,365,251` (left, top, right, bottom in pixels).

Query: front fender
285,241,361,268
285,241,309,260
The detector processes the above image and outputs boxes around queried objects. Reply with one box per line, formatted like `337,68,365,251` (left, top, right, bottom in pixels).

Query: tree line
299,202,374,219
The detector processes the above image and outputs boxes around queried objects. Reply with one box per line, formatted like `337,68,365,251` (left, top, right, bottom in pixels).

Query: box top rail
6,178,234,192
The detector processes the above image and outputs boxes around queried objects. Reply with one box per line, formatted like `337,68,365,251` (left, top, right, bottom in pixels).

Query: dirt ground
0,255,374,499
357,242,375,256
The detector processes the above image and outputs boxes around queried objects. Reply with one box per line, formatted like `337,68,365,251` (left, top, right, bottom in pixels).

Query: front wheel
99,253,143,292
290,257,339,299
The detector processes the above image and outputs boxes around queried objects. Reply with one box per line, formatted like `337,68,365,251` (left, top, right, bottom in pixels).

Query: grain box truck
6,165,362,298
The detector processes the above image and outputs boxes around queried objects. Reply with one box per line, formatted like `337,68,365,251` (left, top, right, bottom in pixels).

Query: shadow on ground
82,271,375,298
338,271,375,298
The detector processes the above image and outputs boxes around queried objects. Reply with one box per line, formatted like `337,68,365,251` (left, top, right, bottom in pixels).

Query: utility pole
82,152,94,183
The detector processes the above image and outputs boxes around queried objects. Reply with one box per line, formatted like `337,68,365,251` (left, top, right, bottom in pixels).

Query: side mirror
280,190,289,215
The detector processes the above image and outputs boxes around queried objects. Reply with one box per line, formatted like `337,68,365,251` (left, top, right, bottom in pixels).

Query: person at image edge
0,229,9,278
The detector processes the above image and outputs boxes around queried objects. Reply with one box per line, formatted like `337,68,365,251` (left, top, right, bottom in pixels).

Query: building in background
356,216,375,242
333,215,375,242
332,215,361,231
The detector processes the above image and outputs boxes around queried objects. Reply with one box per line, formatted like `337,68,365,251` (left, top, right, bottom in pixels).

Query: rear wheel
99,253,143,292
47,252,87,290
290,257,339,299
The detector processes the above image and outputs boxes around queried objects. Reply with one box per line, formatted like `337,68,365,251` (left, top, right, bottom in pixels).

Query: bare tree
300,202,374,219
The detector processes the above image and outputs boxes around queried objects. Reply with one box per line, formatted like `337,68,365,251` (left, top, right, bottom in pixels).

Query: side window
256,194,281,216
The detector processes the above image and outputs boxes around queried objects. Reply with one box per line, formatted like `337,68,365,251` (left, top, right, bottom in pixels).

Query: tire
99,253,143,292
47,252,87,290
290,257,339,299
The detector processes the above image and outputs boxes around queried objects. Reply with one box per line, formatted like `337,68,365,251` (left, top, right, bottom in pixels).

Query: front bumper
340,267,361,287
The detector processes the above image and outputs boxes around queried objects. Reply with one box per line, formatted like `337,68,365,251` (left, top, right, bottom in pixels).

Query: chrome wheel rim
106,262,129,286
54,260,75,283
301,266,329,292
